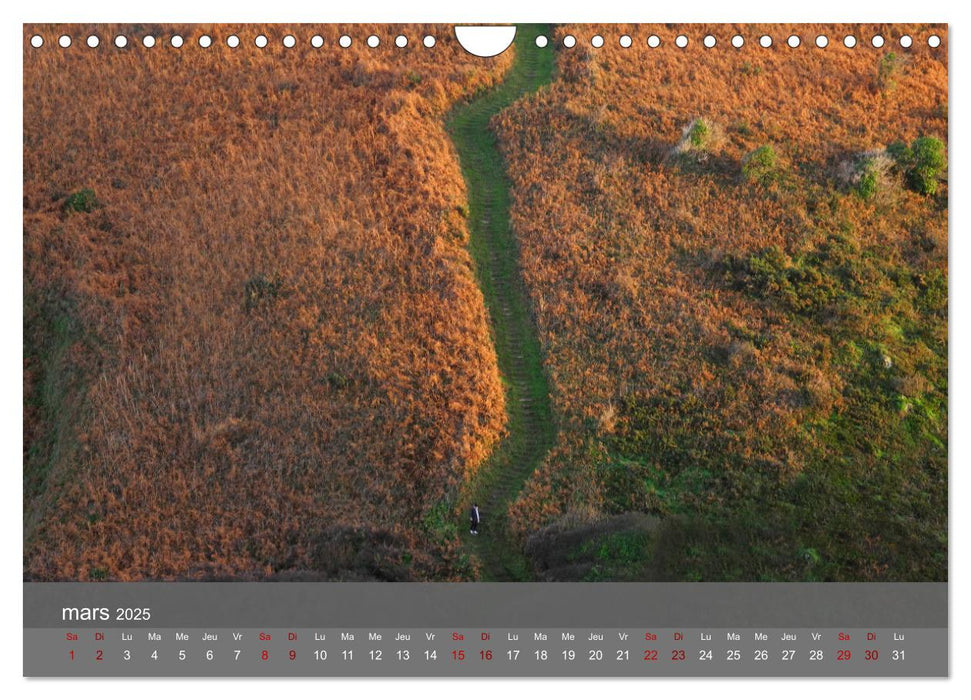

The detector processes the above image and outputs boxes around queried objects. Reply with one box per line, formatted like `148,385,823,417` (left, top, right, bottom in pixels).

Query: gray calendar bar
23,583,947,676
24,582,946,628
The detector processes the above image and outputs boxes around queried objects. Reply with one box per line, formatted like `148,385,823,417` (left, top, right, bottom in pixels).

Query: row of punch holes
545,32,942,49
28,33,437,49
29,31,942,51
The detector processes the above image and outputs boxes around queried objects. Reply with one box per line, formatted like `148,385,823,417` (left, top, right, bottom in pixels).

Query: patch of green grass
423,499,459,545
742,144,779,186
876,52,901,92
575,530,653,581
602,226,946,581
23,296,88,505
63,188,99,213
446,25,557,581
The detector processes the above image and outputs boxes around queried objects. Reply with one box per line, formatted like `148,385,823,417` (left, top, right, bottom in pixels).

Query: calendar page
21,20,948,678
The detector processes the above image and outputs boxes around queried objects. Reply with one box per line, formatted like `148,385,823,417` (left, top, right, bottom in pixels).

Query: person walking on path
470,503,480,535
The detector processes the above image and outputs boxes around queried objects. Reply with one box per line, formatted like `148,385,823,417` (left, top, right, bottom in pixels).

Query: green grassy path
446,25,556,581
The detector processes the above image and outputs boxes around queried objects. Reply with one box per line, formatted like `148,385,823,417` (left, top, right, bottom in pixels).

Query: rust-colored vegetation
494,24,947,581
24,22,948,583
24,24,511,580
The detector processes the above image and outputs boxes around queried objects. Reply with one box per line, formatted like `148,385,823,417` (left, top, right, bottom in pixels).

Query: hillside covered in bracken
25,23,947,583
495,24,947,581
24,24,511,580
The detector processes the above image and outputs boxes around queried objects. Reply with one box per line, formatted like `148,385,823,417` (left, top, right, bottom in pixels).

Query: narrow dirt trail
446,25,556,581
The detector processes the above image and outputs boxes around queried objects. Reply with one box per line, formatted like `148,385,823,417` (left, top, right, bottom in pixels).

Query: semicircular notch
454,25,517,57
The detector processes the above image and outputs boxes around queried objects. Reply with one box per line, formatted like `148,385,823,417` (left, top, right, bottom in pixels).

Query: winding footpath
447,25,556,581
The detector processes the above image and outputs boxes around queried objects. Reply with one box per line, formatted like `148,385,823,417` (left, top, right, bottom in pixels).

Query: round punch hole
283,35,296,48
591,35,604,48
648,35,661,48
87,35,100,48
30,35,43,48
143,36,156,48
703,35,716,48
563,34,576,48
423,35,436,48
114,35,128,48
339,35,352,48
227,35,240,48
675,34,688,48
787,35,800,48
928,35,941,48
731,35,744,48
900,35,913,48
255,35,268,48
815,35,829,48
199,35,212,48
843,35,857,48
171,35,184,48
367,35,380,48
619,35,632,48
535,35,548,48
311,35,323,48
58,35,71,48
871,34,885,48
759,35,772,48
395,35,408,48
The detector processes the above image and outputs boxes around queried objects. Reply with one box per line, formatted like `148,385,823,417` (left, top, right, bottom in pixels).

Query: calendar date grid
26,627,941,677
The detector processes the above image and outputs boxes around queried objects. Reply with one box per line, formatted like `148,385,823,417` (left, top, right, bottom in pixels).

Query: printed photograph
23,23,947,582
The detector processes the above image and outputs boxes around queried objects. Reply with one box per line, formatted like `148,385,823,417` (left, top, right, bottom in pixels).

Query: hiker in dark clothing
470,503,480,535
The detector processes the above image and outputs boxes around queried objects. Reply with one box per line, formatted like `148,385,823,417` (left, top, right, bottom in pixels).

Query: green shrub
885,140,910,164
672,118,720,160
908,136,947,195
688,119,710,148
857,169,879,200
63,188,99,213
887,136,946,195
742,145,779,186
851,153,895,201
